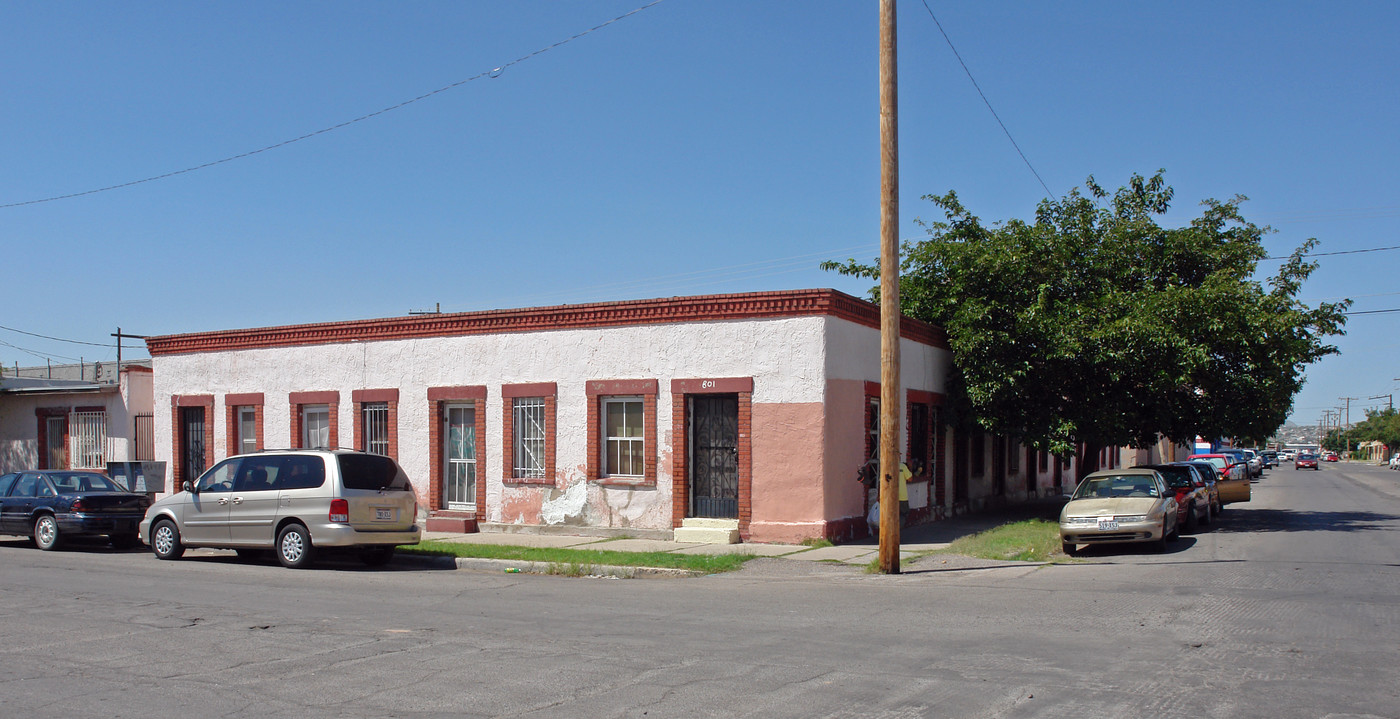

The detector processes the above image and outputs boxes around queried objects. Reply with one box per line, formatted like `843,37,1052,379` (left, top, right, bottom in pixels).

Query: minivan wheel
34,514,62,551
151,519,185,560
277,524,315,569
360,546,396,567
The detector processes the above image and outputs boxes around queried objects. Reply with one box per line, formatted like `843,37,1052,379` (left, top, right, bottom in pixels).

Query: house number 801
701,380,716,389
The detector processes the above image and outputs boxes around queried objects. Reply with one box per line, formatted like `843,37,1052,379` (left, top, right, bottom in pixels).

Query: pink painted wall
748,402,826,543
824,378,870,524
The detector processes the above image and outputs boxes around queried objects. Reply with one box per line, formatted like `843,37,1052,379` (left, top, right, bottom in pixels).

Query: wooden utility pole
877,0,901,574
111,328,148,368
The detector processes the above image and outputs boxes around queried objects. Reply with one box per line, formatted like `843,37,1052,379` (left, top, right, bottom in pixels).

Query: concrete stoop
672,518,741,544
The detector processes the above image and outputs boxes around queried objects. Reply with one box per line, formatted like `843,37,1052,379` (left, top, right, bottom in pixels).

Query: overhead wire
0,0,667,209
917,0,1054,198
0,323,117,347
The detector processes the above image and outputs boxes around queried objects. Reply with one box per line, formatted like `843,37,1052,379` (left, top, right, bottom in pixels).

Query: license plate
1097,519,1119,531
374,507,394,521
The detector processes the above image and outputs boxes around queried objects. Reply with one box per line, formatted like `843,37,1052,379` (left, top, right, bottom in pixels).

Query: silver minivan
139,449,421,568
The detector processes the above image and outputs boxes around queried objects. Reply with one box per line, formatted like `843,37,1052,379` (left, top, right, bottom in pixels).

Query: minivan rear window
338,454,411,491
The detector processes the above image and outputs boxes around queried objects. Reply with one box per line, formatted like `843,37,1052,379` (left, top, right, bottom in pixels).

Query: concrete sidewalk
412,501,1064,575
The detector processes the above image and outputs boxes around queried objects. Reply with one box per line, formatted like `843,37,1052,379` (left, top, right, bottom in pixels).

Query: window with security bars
603,397,644,477
512,397,546,479
361,402,389,456
70,410,107,469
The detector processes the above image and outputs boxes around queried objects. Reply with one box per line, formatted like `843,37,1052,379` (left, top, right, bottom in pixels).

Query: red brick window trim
170,394,215,488
352,388,399,461
428,386,487,521
502,382,556,485
586,379,657,488
35,407,69,470
290,391,339,449
225,393,265,456
669,378,753,541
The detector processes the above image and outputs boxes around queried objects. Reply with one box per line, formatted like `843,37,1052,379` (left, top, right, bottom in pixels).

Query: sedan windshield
1073,475,1161,500
1196,457,1228,471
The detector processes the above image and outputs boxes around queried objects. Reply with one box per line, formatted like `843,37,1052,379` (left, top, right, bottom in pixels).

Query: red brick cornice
144,288,949,356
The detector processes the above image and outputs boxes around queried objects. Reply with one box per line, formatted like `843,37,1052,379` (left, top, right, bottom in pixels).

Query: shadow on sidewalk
842,499,1067,547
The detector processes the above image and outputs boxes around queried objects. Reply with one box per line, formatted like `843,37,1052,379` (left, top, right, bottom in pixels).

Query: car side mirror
183,480,196,494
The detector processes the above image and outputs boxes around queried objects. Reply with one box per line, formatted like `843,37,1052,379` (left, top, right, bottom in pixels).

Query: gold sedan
1060,468,1179,556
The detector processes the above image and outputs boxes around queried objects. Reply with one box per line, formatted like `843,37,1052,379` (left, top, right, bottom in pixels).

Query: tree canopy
823,171,1349,455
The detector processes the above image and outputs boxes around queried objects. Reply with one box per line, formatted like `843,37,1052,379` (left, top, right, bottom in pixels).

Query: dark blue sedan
0,471,151,550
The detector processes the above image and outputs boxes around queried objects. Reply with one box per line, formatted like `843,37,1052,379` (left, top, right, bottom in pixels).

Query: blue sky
2,1,1397,429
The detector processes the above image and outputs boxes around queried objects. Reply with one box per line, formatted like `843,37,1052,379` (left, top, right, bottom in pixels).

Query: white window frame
444,403,476,510
362,401,390,456
237,407,258,455
602,396,645,478
302,404,330,449
512,397,546,479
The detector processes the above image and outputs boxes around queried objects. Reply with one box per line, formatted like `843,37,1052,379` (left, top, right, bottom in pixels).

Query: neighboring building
0,362,155,474
144,289,1077,544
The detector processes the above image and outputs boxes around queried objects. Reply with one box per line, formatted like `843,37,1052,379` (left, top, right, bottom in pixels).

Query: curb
395,552,703,579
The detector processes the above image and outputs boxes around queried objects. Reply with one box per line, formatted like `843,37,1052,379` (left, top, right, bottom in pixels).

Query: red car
1295,453,1320,470
1323,452,1340,462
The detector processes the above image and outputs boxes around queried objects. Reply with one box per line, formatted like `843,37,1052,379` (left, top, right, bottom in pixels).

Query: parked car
1242,449,1264,475
139,449,421,568
1323,452,1340,462
1136,464,1212,532
0,470,151,550
1295,452,1320,470
1187,454,1251,504
1059,468,1179,555
1175,461,1222,516
1260,450,1279,469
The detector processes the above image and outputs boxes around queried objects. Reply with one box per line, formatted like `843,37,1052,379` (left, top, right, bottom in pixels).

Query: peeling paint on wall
540,479,588,525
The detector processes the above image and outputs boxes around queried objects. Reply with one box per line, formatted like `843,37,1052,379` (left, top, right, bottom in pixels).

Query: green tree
823,171,1349,455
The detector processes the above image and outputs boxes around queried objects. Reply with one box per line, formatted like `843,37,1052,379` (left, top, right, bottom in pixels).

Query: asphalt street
1,461,1397,718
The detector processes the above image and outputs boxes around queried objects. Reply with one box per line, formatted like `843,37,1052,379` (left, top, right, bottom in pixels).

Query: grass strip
930,518,1068,563
401,539,756,574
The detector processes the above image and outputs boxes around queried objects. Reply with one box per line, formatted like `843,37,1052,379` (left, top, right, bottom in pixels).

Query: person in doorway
898,460,911,525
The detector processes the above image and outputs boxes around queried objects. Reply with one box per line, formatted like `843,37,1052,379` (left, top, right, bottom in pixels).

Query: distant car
1323,452,1340,462
0,470,151,550
1260,451,1279,468
1280,450,1295,462
1187,454,1251,504
1390,454,1400,470
1136,464,1211,532
1243,449,1264,475
1060,468,1179,555
1295,452,1320,470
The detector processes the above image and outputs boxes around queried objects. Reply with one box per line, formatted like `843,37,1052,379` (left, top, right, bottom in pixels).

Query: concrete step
673,518,740,544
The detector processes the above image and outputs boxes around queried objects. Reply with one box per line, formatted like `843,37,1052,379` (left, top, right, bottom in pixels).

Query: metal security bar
362,402,389,456
69,410,107,469
134,413,154,461
513,397,546,478
445,405,476,508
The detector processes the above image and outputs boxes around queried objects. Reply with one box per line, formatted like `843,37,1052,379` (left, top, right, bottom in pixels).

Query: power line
917,0,1054,198
0,339,86,364
0,1,666,210
0,324,116,347
1264,244,1400,261
1342,308,1400,316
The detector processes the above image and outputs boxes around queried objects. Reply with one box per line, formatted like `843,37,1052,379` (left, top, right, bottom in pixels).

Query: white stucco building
144,289,1079,543
0,363,154,474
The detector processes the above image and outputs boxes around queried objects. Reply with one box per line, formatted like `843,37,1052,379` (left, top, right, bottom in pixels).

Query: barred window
512,397,546,479
70,410,107,469
361,402,389,456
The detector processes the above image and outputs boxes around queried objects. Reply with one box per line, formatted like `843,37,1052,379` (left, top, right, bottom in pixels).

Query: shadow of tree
1212,507,1400,533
